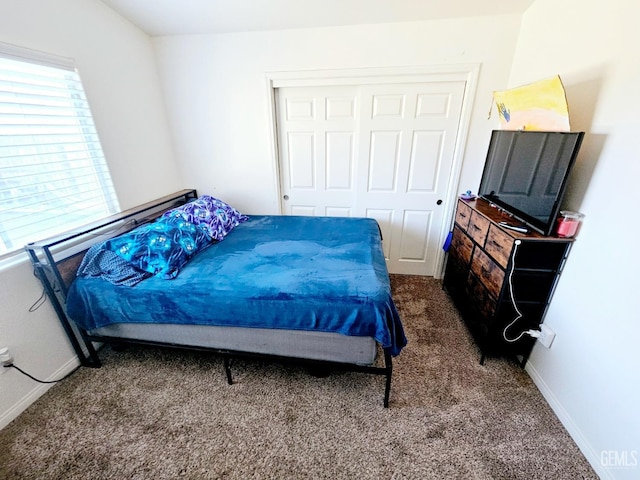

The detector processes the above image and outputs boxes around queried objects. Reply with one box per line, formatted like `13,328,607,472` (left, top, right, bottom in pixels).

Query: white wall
0,0,181,428
511,1,640,479
152,16,523,215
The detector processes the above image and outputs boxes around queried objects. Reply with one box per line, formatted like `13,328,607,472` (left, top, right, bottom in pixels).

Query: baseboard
0,356,81,431
525,361,613,480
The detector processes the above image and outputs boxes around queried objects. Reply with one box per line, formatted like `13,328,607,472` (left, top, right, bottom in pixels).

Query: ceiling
99,0,535,37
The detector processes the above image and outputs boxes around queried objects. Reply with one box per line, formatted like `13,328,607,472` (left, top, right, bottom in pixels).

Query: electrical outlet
538,324,556,348
0,346,13,375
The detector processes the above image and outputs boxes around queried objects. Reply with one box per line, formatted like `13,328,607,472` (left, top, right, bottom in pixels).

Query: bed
26,190,407,407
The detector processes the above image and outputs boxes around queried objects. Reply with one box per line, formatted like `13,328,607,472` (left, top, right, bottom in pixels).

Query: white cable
503,240,526,343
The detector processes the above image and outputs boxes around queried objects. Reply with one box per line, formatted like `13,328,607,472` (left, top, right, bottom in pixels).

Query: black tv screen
478,130,584,236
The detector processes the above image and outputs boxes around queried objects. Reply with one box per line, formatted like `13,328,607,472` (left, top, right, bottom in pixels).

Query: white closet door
276,81,465,276
276,86,359,217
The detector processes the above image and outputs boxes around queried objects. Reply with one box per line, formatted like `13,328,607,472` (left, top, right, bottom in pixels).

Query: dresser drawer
466,272,497,320
450,226,474,266
467,211,490,245
470,248,505,299
485,225,514,269
455,201,472,229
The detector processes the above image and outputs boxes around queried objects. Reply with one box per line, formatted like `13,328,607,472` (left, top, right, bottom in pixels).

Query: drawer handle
471,224,481,231
458,213,467,219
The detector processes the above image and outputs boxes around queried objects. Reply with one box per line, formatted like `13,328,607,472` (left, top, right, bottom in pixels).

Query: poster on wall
492,75,570,131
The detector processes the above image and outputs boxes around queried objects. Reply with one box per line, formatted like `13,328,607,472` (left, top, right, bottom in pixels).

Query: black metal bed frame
25,190,394,407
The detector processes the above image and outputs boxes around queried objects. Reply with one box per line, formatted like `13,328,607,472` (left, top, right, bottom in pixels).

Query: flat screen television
478,130,584,236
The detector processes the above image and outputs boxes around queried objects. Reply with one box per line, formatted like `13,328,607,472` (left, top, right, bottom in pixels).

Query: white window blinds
0,44,119,257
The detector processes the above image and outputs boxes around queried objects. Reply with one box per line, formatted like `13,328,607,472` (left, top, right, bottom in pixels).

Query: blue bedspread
66,215,407,356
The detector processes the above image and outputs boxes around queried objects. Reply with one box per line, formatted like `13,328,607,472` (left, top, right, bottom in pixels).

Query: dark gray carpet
0,276,597,479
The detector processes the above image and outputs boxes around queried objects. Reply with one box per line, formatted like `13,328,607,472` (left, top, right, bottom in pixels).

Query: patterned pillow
76,241,152,286
164,195,248,241
105,215,212,279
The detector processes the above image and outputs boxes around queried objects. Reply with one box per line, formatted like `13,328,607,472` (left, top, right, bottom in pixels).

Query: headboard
25,189,197,366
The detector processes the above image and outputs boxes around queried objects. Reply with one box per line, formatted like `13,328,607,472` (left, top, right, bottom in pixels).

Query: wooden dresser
443,197,574,366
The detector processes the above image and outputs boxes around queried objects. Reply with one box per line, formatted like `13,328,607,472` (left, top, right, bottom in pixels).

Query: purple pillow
164,195,247,241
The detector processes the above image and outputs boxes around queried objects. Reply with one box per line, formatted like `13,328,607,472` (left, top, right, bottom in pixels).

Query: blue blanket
66,215,407,356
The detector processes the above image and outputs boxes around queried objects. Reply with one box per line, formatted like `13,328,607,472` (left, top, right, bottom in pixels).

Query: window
0,43,119,257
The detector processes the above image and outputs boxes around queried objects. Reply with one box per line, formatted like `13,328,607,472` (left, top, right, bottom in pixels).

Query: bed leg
223,355,233,385
383,349,393,408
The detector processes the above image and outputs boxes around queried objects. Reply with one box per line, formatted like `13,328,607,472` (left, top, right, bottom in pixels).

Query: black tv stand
443,197,573,366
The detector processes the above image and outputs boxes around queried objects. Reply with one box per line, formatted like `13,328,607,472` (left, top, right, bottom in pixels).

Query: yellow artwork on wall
493,75,570,131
